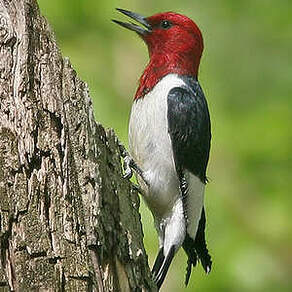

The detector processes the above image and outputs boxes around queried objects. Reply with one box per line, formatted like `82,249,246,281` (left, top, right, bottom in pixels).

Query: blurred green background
37,0,292,291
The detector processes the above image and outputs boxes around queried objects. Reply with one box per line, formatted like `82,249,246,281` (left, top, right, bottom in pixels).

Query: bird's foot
119,143,134,179
123,155,134,179
119,143,148,186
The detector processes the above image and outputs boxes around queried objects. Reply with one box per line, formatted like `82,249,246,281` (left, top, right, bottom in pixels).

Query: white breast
128,74,204,240
128,74,185,218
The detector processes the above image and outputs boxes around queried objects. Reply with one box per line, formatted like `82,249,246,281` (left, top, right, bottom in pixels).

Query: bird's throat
135,52,200,100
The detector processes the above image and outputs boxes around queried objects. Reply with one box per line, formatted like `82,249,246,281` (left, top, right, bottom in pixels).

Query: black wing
167,78,211,183
167,77,212,285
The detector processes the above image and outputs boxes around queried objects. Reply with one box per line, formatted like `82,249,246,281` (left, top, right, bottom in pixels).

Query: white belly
128,74,205,240
128,74,185,218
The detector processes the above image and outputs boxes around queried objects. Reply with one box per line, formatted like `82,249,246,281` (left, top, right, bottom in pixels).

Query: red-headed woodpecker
113,8,212,290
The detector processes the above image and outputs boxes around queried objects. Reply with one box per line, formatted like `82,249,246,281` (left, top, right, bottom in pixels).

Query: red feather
135,12,204,99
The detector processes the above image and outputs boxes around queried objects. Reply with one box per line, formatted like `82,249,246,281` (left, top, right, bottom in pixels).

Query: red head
113,9,204,99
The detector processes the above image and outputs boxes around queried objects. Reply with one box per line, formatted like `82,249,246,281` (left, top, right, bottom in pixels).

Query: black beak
112,8,151,35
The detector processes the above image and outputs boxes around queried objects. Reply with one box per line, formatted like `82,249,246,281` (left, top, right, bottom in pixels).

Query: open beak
112,8,151,35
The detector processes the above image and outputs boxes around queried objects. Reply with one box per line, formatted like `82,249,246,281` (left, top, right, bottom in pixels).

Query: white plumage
128,74,204,255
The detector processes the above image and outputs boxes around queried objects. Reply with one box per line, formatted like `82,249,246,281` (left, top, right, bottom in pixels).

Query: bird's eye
161,20,172,29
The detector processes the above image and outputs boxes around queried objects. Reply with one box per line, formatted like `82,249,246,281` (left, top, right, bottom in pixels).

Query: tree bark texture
0,0,156,291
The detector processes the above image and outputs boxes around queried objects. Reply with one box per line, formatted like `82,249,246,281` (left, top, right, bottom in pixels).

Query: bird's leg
122,155,147,196
119,143,149,193
119,143,144,179
124,156,146,181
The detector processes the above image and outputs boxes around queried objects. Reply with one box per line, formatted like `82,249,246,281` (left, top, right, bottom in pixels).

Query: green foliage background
38,0,292,291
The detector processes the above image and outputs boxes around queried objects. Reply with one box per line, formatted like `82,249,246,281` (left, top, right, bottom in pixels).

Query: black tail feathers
152,246,176,290
183,208,212,286
151,208,211,289
183,238,198,286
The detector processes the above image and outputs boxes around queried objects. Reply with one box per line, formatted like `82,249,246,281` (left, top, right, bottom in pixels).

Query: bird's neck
135,52,200,100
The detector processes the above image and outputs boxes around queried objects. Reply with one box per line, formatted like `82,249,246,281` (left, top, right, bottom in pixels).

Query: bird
113,8,212,290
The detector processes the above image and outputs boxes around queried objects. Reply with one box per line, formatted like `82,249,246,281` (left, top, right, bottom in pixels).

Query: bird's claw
122,156,146,195
123,155,133,179
119,143,134,179
119,142,148,187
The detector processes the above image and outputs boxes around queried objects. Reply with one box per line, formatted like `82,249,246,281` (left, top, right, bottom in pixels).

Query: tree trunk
0,0,156,291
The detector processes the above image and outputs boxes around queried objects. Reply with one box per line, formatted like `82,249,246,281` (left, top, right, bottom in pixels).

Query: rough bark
0,0,156,291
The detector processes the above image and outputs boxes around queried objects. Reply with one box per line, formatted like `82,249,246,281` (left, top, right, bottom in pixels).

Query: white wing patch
185,172,204,239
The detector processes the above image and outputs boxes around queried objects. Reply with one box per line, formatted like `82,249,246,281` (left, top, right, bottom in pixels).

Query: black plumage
167,76,211,184
167,76,212,285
